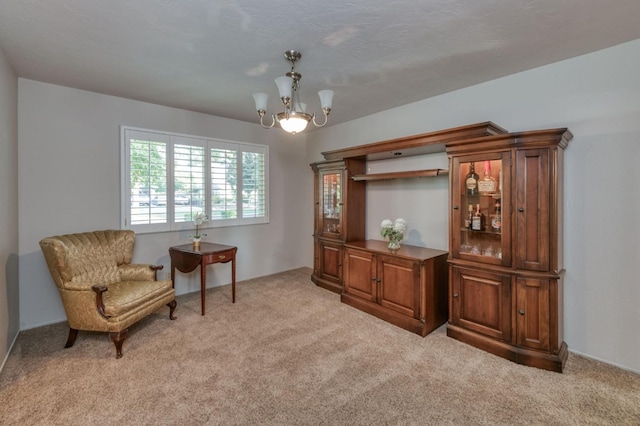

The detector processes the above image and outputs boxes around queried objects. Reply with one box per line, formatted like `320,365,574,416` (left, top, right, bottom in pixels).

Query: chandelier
253,50,334,134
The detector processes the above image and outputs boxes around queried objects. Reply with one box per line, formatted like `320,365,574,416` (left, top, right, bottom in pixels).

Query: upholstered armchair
39,230,177,358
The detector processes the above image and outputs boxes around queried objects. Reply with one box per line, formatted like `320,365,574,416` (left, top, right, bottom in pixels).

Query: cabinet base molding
310,274,342,294
447,324,568,373
342,293,445,337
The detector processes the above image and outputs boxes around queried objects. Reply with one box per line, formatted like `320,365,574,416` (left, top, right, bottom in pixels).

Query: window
121,127,269,233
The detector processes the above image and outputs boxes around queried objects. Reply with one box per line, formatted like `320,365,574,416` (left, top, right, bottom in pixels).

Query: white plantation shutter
123,129,169,232
173,140,206,223
241,150,266,219
121,126,269,233
210,147,238,220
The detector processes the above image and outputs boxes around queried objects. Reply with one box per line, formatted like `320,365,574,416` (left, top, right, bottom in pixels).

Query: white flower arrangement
380,218,407,245
189,211,208,239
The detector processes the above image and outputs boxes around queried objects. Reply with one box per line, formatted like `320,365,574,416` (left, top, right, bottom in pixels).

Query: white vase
192,237,201,250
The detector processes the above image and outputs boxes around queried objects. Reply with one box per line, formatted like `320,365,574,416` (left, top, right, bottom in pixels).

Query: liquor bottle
465,203,474,229
471,203,484,231
478,160,497,196
465,162,479,196
491,200,502,232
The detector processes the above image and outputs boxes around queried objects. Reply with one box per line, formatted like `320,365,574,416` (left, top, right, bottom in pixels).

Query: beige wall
307,39,640,373
0,45,19,370
18,80,313,330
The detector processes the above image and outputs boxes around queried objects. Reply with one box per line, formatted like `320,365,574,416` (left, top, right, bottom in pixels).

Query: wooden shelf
351,169,448,181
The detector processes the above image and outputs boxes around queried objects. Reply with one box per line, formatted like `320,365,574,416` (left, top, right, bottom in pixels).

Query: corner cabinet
446,129,572,372
341,240,449,336
310,159,366,293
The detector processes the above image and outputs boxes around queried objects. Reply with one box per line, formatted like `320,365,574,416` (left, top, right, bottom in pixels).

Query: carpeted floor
1,267,639,425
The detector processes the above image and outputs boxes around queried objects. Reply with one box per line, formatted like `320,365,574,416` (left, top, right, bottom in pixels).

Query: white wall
307,39,640,373
18,80,313,329
0,45,19,369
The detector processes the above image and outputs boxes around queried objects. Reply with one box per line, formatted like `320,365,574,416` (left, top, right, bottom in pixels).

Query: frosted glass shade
275,76,293,99
279,116,309,134
318,90,334,109
253,92,268,111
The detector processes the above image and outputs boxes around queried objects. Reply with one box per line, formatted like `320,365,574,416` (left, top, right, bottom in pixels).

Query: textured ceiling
1,0,639,128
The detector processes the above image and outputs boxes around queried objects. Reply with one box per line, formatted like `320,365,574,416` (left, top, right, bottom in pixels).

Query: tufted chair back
40,230,135,289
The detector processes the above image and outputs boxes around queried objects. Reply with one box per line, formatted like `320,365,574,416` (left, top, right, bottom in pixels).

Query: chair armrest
119,264,163,281
65,281,99,291
91,285,109,319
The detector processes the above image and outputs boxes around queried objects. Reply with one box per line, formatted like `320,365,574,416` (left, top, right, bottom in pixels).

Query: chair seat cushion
103,280,173,318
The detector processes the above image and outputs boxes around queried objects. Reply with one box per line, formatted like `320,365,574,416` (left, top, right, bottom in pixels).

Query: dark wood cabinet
446,128,572,372
310,159,366,293
309,122,572,358
342,240,448,337
311,122,507,295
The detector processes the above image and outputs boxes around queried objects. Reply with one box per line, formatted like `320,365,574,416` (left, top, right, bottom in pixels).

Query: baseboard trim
568,348,640,375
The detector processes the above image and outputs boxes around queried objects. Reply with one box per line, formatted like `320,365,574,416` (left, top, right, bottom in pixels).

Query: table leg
171,264,176,289
232,255,236,303
200,260,206,316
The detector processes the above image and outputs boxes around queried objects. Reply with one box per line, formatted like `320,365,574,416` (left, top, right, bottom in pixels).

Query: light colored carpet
1,267,638,425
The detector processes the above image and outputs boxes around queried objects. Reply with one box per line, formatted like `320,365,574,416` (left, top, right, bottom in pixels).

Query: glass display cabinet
450,153,511,267
320,170,342,237
446,129,573,373
310,159,366,293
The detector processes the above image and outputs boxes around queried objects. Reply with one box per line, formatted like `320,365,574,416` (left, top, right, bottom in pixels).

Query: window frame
120,126,269,234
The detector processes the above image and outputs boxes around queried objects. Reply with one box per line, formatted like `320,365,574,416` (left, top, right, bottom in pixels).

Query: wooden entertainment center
311,121,572,372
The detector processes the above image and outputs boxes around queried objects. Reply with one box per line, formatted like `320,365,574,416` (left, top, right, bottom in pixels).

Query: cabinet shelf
461,228,502,235
351,169,448,181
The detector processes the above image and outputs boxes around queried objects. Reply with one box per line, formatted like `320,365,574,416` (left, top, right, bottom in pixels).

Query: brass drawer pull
219,255,226,259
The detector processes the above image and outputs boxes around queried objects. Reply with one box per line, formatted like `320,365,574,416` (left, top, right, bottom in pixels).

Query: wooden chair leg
167,300,177,320
65,328,78,348
109,329,128,359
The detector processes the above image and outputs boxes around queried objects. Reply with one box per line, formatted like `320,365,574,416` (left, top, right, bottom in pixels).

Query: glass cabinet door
319,169,343,238
452,152,511,266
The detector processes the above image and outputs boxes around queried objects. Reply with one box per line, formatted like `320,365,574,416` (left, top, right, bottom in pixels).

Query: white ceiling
1,0,639,128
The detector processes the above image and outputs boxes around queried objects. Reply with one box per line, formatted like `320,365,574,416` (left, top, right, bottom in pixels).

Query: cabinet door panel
319,242,342,283
343,249,377,301
378,255,420,318
516,277,550,351
452,267,511,341
450,153,511,267
319,170,343,238
516,149,550,271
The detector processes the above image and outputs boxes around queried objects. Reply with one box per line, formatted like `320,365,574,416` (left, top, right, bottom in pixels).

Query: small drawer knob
519,309,525,315
219,255,226,259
